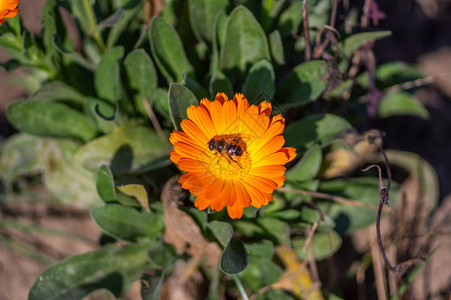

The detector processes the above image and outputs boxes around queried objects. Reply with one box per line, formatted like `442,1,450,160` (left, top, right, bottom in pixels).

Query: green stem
232,275,249,300
82,0,105,52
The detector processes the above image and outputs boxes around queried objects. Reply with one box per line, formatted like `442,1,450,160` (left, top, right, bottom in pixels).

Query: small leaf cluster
0,0,430,299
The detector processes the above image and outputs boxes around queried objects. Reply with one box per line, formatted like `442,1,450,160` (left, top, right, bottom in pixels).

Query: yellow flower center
206,134,252,181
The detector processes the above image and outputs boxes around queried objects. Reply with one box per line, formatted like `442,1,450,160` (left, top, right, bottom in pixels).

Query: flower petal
245,174,278,193
227,202,244,219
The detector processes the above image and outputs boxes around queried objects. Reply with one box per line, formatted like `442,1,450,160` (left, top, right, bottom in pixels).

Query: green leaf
242,59,275,103
320,177,400,235
124,49,157,102
220,6,270,82
277,1,302,35
0,133,42,186
209,72,233,99
152,88,171,118
169,83,199,130
91,204,163,242
239,240,283,292
257,217,290,245
140,270,167,300
189,0,229,43
7,100,98,142
341,31,391,56
285,114,351,149
53,35,95,71
94,46,125,103
286,144,322,182
95,9,125,31
386,150,439,211
207,220,233,247
117,184,150,211
28,243,150,300
106,3,143,48
41,3,57,61
233,220,265,237
83,98,117,133
38,140,102,208
299,206,320,224
74,124,170,174
146,241,177,268
375,61,425,88
220,238,249,274
183,75,209,100
96,165,118,203
268,30,285,65
292,230,342,260
276,60,328,108
377,91,429,119
28,81,85,104
149,16,194,83
209,12,228,74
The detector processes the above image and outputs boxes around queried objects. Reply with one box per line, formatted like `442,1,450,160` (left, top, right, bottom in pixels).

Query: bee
208,135,248,167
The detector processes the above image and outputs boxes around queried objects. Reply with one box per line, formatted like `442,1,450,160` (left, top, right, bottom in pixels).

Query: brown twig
278,187,383,211
143,98,170,145
362,162,396,271
330,0,339,28
302,222,318,252
302,0,312,61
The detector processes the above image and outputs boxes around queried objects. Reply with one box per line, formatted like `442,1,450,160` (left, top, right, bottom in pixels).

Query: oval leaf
341,30,391,56
207,220,233,248
269,30,285,65
242,59,275,103
96,165,118,203
285,114,351,149
292,230,342,261
29,243,150,300
189,0,229,43
286,144,322,182
276,60,328,108
209,72,233,99
124,49,157,101
220,238,249,274
377,91,429,119
117,184,150,211
7,100,98,142
149,17,194,83
74,124,170,174
0,133,42,186
94,46,125,103
28,81,85,104
91,204,163,242
220,6,270,82
320,177,400,235
169,83,199,130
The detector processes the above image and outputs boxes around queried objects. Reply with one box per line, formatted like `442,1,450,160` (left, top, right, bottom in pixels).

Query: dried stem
302,0,312,61
277,187,383,211
330,0,339,28
143,98,170,145
362,143,396,272
302,222,318,252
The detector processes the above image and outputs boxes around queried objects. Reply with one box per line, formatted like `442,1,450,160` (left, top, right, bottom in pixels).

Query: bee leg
228,154,242,169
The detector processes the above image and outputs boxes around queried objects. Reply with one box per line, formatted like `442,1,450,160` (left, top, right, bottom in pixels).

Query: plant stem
82,0,105,52
278,187,382,211
232,275,249,300
143,98,170,144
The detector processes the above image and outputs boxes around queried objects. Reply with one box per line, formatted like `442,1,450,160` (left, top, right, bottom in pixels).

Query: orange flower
0,0,20,23
169,93,296,219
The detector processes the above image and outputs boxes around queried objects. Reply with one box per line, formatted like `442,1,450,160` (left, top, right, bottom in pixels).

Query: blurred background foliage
0,0,447,299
